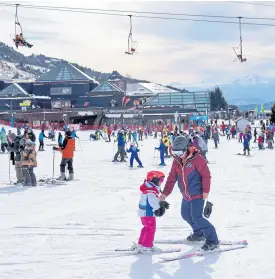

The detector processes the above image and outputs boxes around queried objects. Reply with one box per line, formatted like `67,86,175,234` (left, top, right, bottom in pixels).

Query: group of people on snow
3,124,78,186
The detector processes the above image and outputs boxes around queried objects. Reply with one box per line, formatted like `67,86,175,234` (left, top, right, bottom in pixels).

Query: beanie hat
66,131,71,136
172,136,190,151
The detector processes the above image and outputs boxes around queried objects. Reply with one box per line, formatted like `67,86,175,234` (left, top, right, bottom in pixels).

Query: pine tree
209,86,228,111
270,103,275,124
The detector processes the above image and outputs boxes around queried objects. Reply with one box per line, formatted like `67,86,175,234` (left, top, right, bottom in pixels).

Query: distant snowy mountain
170,75,275,106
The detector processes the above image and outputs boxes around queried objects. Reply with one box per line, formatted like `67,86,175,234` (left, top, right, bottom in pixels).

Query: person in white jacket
136,170,168,253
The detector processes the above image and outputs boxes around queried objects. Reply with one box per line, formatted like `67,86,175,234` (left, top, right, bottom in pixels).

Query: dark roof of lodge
0,83,50,99
36,62,99,83
90,81,125,94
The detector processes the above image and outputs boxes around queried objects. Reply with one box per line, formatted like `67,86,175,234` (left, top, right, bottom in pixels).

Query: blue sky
1,1,275,86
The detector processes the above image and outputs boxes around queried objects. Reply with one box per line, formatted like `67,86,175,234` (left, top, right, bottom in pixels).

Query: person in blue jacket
243,130,251,156
113,130,126,162
1,127,6,134
131,130,138,146
127,142,143,168
38,130,48,151
58,132,63,147
155,139,166,166
71,128,79,139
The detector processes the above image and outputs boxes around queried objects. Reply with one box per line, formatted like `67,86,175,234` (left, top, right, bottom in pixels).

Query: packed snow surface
0,130,274,279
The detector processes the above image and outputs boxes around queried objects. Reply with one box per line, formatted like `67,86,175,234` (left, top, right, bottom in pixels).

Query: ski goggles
159,177,165,183
172,150,184,157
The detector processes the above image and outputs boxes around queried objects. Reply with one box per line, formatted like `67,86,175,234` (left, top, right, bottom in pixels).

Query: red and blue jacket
163,147,211,201
138,181,160,217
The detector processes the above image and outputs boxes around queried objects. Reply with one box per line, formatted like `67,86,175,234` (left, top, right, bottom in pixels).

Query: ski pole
8,151,11,184
78,138,83,151
52,150,55,184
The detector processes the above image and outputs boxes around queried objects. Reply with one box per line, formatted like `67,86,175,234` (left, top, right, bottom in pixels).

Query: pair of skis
155,239,248,261
115,239,248,262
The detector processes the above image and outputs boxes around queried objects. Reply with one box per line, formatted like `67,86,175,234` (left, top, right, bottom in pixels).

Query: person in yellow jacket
162,134,170,157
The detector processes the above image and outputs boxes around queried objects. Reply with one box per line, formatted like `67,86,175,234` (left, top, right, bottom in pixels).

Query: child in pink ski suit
137,170,167,252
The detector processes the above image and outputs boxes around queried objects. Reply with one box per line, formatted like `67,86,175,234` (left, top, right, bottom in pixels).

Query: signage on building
19,100,31,107
189,115,208,121
52,100,71,109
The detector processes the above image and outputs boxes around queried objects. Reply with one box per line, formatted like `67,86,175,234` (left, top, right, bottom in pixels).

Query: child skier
21,139,37,186
127,143,143,168
38,130,48,151
258,133,264,149
135,170,169,253
155,139,166,166
243,131,251,155
226,127,231,140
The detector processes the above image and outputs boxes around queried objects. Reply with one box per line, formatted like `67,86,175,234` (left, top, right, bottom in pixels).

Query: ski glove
203,201,213,218
159,200,170,210
52,146,58,151
154,206,166,217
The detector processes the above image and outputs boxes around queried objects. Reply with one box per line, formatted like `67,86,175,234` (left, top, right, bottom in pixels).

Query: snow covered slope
0,131,274,279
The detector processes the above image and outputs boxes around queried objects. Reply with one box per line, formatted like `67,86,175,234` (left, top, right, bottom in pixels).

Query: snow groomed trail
0,130,274,279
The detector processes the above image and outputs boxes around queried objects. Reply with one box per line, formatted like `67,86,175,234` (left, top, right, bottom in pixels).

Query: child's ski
154,239,247,246
160,244,248,262
115,247,181,255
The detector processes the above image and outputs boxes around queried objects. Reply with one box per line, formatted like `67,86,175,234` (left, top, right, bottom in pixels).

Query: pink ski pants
138,217,156,248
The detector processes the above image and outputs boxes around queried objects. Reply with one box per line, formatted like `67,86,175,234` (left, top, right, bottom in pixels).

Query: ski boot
67,173,74,181
137,245,162,253
201,242,219,251
57,172,66,181
186,233,205,242
137,165,144,168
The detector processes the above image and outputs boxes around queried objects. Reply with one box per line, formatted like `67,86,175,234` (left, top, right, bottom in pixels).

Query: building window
50,87,72,95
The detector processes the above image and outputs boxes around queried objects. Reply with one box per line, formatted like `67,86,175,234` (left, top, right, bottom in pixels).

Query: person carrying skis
38,130,48,151
155,139,166,166
21,139,37,186
134,170,169,253
127,142,143,168
113,130,126,162
243,130,251,156
53,131,75,181
159,136,219,251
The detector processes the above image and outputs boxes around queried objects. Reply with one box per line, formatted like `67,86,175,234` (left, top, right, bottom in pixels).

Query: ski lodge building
0,63,210,128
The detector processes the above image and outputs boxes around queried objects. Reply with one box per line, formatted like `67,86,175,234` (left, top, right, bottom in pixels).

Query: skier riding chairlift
13,4,33,49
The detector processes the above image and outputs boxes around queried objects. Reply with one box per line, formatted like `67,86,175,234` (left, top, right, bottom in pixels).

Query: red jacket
107,127,112,136
163,147,211,201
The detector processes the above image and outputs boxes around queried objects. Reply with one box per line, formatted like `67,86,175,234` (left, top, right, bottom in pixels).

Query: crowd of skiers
0,124,79,187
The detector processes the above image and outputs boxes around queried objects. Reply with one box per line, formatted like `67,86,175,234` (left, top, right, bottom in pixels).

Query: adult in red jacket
160,136,219,251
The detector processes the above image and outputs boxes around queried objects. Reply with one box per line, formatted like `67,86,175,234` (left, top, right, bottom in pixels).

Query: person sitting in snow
126,143,143,168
